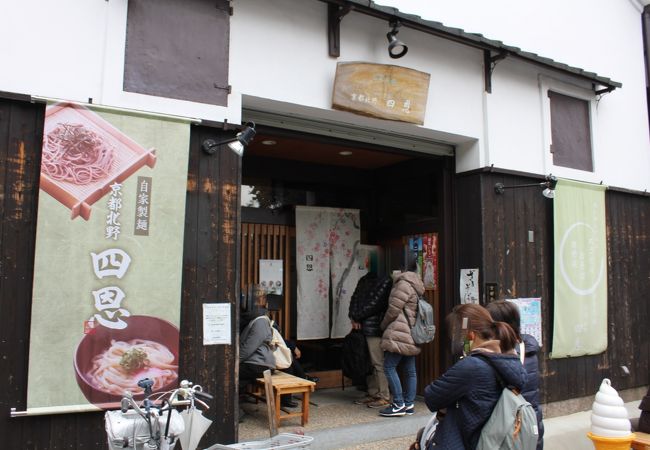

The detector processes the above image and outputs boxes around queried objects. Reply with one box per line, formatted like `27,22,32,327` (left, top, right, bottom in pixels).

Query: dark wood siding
179,125,240,445
456,171,649,404
0,99,241,447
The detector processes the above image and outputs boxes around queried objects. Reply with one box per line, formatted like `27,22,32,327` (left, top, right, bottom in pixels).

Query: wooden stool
254,371,316,426
633,432,650,450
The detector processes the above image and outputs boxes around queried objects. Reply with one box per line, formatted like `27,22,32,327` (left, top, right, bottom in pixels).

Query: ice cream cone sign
587,378,635,450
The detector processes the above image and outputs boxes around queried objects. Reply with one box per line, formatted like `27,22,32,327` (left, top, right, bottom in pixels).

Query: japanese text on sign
134,176,152,236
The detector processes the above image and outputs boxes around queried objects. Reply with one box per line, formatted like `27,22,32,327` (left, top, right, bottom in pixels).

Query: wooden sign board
332,62,430,125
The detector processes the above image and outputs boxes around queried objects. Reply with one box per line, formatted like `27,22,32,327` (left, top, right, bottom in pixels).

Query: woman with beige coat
379,253,424,417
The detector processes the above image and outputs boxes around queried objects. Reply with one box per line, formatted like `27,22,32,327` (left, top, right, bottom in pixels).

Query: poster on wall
408,236,423,278
422,234,438,290
26,102,191,413
259,259,283,295
460,268,479,304
507,298,543,346
404,233,438,290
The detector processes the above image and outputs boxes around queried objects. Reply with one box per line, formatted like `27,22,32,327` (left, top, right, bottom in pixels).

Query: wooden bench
633,432,650,449
253,371,316,426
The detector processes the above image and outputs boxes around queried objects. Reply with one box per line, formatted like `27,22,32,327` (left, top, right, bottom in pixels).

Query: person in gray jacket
239,306,276,385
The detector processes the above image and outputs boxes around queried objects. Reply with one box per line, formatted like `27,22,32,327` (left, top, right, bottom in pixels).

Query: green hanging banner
551,179,607,358
27,102,191,414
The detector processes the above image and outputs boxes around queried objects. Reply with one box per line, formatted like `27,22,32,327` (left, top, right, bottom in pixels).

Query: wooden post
263,369,278,437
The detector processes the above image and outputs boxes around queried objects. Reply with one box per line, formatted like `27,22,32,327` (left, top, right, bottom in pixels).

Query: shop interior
240,125,449,388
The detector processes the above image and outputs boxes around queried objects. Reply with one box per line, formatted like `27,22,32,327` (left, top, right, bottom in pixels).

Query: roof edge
321,0,622,90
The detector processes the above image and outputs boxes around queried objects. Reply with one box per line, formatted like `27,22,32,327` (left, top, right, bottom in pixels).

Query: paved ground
226,386,642,449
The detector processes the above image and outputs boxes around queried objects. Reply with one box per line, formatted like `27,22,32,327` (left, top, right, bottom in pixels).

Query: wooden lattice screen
240,223,294,337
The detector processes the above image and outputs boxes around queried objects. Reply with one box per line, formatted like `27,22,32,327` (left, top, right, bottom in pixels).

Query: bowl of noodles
74,315,179,406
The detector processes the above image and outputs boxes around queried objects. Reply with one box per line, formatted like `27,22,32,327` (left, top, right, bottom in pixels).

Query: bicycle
106,377,213,450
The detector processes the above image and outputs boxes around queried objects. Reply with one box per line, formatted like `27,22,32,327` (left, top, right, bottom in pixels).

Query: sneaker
354,395,376,405
379,403,406,417
367,398,390,409
404,404,415,415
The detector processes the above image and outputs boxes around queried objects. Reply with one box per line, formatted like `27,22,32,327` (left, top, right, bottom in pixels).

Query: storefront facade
1,0,649,447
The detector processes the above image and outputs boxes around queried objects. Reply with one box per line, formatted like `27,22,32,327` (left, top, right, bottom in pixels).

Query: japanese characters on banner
551,179,607,358
405,233,438,290
27,102,190,412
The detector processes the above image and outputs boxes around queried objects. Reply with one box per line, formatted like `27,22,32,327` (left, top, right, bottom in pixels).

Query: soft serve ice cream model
587,378,635,449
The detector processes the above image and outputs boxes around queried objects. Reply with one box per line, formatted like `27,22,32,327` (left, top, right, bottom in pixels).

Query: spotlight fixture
386,20,408,59
202,122,256,157
494,175,558,198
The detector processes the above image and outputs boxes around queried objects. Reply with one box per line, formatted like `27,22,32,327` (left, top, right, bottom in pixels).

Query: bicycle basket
105,409,185,450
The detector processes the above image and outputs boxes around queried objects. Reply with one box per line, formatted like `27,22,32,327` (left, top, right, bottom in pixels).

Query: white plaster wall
1,0,648,190
0,0,106,101
0,0,240,123
230,0,485,163
377,0,650,190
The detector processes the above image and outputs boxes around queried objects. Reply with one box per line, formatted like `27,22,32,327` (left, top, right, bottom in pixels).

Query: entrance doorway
239,125,453,392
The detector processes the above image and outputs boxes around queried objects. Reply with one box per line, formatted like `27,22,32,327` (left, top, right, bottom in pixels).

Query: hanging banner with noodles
551,179,607,358
26,102,191,413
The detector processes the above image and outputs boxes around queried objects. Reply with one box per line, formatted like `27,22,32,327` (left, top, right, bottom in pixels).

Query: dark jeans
286,358,306,379
383,351,416,406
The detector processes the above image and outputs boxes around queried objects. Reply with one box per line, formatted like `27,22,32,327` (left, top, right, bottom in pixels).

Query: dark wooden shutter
548,91,593,171
124,0,230,106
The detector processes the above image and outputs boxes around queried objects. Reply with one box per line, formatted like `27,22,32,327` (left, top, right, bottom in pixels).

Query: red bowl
74,315,179,406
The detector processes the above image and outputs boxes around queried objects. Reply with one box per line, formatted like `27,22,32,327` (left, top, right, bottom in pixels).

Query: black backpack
341,329,372,382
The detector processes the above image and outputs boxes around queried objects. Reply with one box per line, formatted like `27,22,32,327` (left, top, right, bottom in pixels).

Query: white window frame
539,75,599,183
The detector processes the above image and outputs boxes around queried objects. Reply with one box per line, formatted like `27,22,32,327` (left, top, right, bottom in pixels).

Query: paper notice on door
203,303,231,345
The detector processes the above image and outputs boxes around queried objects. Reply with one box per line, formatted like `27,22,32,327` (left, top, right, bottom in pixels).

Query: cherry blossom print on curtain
295,206,360,339
329,208,361,338
296,206,331,339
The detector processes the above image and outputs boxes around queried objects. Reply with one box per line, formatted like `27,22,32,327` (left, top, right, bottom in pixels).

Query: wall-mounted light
494,175,558,199
202,122,256,157
387,20,408,59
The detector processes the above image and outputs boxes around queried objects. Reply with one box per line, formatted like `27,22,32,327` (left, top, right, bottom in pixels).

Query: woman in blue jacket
423,303,527,449
487,300,544,449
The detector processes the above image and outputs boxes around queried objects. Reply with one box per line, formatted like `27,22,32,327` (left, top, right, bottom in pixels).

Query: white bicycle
105,378,213,450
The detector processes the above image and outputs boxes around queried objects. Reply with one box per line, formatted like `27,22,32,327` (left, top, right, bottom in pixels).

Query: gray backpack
476,356,538,450
403,293,436,345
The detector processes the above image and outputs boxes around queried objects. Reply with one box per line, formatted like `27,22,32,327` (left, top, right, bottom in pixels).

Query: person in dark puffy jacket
423,303,527,449
487,300,544,449
349,269,393,408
